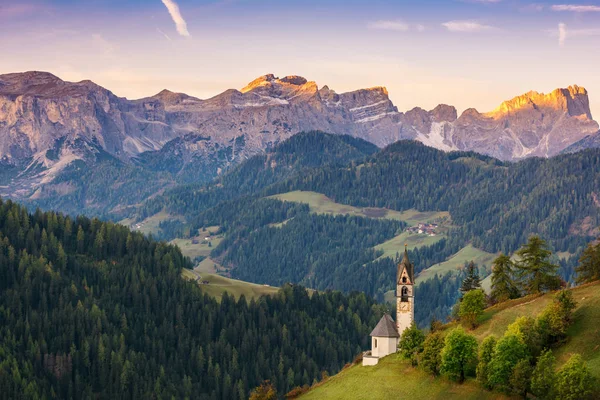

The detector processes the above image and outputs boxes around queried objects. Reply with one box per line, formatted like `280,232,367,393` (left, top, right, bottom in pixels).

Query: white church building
363,246,415,366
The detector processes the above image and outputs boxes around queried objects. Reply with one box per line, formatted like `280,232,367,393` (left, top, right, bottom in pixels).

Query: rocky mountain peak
431,104,458,123
488,85,592,120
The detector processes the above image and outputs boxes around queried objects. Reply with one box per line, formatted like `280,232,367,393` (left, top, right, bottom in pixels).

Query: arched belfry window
402,286,408,297
402,277,407,284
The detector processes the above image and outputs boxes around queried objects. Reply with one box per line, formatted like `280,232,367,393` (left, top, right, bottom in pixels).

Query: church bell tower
396,245,415,336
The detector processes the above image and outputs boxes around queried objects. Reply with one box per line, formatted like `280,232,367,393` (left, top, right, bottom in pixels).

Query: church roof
370,314,399,338
397,244,414,283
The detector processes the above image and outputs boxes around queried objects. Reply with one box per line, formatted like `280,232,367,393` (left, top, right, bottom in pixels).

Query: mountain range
1,70,598,214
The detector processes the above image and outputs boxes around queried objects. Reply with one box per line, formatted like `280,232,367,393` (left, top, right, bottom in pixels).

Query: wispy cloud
521,3,545,12
553,22,600,46
559,23,568,46
0,3,39,18
552,4,600,12
92,34,118,55
161,0,191,37
367,20,426,32
442,20,496,32
368,20,410,31
157,28,172,41
465,0,502,3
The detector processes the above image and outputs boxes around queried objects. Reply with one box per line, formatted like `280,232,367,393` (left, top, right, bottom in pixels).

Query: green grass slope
302,281,600,400
472,281,600,377
181,269,279,301
374,231,444,261
300,354,508,400
416,245,496,284
269,191,448,224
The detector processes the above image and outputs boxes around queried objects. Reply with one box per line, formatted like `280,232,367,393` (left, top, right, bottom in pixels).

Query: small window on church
402,277,407,283
374,339,378,348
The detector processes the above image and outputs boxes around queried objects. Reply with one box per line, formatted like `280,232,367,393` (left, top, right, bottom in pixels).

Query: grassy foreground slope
302,281,600,400
472,280,600,377
300,355,507,400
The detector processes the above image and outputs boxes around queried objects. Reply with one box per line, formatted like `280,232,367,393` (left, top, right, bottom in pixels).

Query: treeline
0,198,385,399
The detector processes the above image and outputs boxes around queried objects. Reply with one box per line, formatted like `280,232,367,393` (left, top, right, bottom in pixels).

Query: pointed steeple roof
370,314,399,338
397,244,414,284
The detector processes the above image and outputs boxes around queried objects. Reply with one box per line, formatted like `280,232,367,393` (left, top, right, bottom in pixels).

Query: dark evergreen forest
0,198,385,399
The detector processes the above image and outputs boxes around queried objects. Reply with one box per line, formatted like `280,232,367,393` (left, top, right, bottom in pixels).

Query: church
363,245,414,366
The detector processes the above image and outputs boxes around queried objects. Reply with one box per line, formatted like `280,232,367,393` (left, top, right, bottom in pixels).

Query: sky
1,0,600,119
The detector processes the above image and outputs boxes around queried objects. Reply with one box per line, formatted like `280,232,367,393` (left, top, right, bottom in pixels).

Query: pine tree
460,261,481,294
575,241,600,285
515,236,560,294
490,254,519,303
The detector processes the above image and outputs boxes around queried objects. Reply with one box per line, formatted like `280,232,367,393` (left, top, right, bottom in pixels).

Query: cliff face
0,71,598,204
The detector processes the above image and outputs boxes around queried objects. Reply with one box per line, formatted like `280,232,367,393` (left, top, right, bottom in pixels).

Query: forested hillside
268,141,600,254
135,134,599,327
0,199,385,399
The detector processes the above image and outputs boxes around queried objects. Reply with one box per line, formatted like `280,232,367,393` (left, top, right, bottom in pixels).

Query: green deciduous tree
441,327,478,383
490,254,519,303
531,349,556,399
488,334,529,391
421,332,445,376
459,289,486,328
555,354,595,400
476,335,497,390
515,236,560,294
398,323,425,366
576,241,600,284
509,359,532,399
536,290,577,344
506,316,542,359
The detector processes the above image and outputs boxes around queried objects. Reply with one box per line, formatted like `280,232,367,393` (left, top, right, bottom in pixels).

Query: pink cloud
0,3,41,18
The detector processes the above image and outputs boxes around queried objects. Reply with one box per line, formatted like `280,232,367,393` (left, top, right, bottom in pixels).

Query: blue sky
1,0,600,118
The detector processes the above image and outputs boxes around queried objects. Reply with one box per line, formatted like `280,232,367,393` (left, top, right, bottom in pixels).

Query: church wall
371,336,397,358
